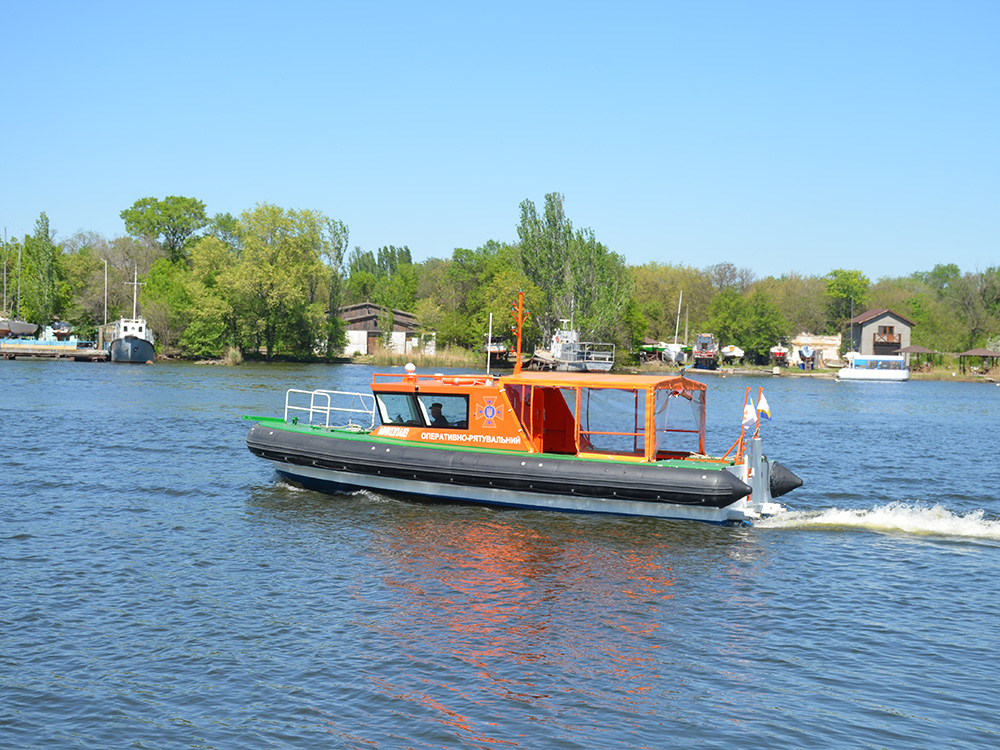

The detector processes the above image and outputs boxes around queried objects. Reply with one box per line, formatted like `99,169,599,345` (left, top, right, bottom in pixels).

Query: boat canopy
369,369,707,462
504,371,707,461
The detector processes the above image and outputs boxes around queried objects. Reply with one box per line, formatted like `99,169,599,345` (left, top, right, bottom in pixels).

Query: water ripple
2,363,999,748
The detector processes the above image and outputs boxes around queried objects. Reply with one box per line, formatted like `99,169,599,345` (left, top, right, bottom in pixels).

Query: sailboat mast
673,290,683,344
16,242,22,317
131,266,138,319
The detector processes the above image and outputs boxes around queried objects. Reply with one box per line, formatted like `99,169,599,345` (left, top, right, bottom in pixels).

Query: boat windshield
375,391,471,429
376,392,423,425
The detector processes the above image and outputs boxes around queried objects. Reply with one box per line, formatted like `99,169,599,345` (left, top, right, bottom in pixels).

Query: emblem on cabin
475,397,504,429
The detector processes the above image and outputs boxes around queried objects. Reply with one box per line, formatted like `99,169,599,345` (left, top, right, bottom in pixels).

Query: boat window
652,386,704,457
375,393,423,426
417,395,469,430
574,387,645,456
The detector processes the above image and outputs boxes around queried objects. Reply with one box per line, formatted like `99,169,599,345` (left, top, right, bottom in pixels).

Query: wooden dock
1,339,108,361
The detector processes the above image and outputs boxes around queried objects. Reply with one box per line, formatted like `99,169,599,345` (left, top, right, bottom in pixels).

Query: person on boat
429,402,450,427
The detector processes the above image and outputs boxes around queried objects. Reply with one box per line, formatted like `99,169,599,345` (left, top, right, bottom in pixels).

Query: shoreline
630,362,998,384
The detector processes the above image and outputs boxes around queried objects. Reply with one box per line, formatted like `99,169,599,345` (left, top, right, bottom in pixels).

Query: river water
2,360,998,749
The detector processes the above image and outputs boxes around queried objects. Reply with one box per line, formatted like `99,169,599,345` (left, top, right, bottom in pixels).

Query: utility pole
102,258,108,324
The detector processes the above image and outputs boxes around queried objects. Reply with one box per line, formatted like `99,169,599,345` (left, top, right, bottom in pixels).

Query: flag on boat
757,391,771,421
742,398,757,429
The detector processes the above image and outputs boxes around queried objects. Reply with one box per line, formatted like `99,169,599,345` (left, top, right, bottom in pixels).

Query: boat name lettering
420,432,522,445
378,426,410,438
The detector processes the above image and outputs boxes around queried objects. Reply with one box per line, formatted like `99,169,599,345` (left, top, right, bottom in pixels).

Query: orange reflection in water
366,515,681,738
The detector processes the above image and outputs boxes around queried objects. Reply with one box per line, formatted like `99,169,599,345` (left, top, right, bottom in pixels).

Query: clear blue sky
3,1,997,280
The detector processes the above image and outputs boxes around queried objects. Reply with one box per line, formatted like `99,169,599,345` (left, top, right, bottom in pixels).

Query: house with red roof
848,308,915,356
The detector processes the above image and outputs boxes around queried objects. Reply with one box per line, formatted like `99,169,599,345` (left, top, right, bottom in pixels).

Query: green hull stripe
242,416,732,470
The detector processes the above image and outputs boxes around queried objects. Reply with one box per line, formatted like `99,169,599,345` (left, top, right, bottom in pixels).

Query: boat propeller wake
757,502,1000,540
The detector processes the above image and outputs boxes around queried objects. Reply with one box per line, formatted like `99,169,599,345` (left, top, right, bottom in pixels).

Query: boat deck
1,339,108,361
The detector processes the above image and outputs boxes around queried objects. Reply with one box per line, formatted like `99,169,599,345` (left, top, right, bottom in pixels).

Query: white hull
838,354,909,381
270,461,771,525
838,369,909,381
0,318,38,337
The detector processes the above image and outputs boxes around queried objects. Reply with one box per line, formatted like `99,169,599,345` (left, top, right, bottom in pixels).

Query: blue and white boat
838,353,909,381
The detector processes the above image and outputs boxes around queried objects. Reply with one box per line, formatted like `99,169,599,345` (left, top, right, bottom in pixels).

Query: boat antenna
486,312,493,375
511,290,529,375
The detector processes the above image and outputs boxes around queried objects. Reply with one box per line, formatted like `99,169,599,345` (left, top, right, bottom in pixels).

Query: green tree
463,244,543,350
752,273,827,337
19,213,61,325
707,287,789,363
825,268,870,333
172,236,240,358
143,259,193,353
322,219,349,357
56,233,117,337
567,227,635,343
631,263,713,343
950,268,1000,350
413,256,462,345
206,212,240,250
517,192,574,335
344,244,416,317
517,192,636,348
222,203,333,360
1,235,25,318
347,247,379,277
120,196,208,263
742,289,790,361
916,263,961,299
708,262,756,293
706,288,747,347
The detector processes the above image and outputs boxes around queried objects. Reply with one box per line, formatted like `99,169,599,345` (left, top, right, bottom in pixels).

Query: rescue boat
244,366,801,525
244,292,800,525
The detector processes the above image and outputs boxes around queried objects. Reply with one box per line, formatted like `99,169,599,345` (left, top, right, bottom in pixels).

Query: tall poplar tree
20,212,61,325
517,192,638,347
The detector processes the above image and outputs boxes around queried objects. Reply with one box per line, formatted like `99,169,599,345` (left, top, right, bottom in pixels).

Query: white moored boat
837,353,909,381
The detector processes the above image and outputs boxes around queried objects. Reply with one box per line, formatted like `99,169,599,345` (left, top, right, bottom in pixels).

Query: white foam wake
758,502,1000,540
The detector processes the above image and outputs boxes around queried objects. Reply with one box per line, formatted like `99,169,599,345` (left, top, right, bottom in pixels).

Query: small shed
958,348,1000,375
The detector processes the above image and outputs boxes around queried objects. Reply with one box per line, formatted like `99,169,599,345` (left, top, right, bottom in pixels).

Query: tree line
3,193,998,362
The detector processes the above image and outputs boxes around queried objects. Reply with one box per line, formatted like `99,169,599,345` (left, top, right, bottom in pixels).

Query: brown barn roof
849,308,916,327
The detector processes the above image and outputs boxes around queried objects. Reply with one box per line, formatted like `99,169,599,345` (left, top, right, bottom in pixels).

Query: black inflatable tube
247,424,752,509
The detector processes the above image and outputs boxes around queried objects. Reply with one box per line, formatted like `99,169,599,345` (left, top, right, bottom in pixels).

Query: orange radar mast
511,290,530,375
